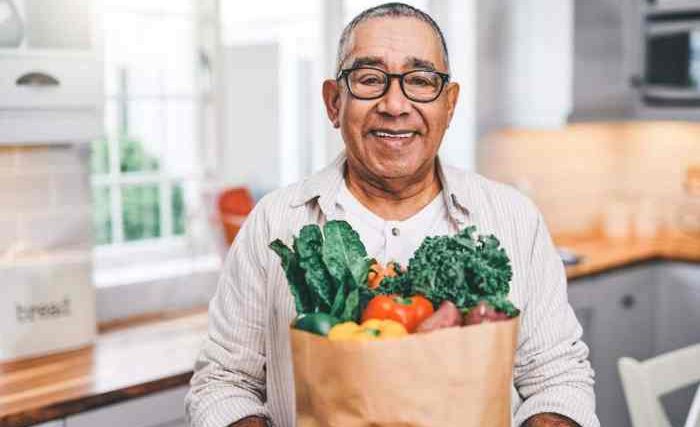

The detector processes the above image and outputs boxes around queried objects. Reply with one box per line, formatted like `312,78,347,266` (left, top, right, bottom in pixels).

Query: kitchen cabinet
569,0,642,121
652,261,700,427
0,0,101,144
474,0,574,133
653,262,700,355
64,386,188,427
568,264,656,427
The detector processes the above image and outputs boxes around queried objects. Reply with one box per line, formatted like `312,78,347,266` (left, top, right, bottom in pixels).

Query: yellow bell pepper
328,319,408,341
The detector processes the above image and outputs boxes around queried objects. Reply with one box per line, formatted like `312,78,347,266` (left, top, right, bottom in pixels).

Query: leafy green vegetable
341,288,360,322
296,225,335,311
271,221,519,322
269,239,313,313
269,220,373,322
373,226,519,317
321,220,371,289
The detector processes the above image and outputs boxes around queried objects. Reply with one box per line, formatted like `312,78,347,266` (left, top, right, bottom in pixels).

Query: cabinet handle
16,72,60,87
620,294,636,309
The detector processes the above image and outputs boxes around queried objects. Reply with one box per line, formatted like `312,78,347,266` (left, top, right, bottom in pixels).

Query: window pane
104,13,195,97
104,13,164,97
90,138,110,175
103,0,193,15
160,17,195,95
120,100,163,172
172,182,186,236
165,100,196,176
92,186,112,245
122,184,160,241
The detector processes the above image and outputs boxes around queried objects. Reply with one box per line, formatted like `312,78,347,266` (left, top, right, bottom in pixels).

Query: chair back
619,343,700,427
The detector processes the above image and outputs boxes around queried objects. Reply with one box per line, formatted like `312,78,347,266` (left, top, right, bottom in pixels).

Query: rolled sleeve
186,203,271,427
513,212,599,427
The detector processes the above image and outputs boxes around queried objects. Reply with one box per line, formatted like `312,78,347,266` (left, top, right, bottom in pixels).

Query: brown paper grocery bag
291,317,519,427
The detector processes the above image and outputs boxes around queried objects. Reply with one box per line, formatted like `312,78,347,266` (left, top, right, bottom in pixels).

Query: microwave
643,7,700,106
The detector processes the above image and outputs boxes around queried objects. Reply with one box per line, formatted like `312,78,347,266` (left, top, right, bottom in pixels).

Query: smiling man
186,3,599,427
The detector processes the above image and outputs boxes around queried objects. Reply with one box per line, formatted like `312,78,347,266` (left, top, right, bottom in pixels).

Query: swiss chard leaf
340,288,360,322
269,239,313,313
330,281,347,318
296,224,335,311
322,220,369,289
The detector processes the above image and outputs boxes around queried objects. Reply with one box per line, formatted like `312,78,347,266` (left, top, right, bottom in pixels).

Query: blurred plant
90,136,185,244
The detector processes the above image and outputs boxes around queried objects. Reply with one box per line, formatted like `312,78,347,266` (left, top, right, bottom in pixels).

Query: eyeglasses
336,67,450,103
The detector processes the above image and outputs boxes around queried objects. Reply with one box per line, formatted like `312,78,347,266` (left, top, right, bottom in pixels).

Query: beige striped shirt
185,153,599,427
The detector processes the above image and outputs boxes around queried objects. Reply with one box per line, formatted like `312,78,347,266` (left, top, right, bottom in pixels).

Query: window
92,0,199,248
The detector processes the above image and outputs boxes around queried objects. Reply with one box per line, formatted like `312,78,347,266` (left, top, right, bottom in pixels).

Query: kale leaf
373,225,518,316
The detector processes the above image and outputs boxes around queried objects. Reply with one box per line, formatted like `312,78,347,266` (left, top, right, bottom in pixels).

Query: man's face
323,17,459,184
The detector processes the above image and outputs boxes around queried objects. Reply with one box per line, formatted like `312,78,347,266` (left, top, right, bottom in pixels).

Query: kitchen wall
479,121,700,237
0,145,92,256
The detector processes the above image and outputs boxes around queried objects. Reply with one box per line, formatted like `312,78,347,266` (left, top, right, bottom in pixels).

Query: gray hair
335,2,450,75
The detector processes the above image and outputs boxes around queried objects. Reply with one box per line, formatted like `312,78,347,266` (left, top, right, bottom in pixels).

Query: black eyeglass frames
336,67,450,103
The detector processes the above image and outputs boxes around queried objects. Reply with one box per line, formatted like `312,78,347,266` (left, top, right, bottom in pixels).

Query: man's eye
358,75,384,85
406,76,437,87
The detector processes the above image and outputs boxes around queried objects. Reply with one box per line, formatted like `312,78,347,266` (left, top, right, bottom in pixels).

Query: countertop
1,233,698,427
558,229,699,280
0,310,206,427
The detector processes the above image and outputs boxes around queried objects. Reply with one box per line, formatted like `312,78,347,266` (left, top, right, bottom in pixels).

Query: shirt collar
290,151,472,224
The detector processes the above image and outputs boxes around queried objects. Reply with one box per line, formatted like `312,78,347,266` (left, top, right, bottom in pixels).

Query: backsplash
0,145,92,257
478,121,700,237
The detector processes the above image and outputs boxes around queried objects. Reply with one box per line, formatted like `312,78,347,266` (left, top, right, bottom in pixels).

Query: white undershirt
335,180,450,267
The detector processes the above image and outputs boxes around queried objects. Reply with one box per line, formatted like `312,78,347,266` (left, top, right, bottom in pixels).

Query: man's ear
322,79,341,129
445,82,460,126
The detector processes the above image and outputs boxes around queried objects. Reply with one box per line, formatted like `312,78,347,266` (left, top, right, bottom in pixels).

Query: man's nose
376,78,411,117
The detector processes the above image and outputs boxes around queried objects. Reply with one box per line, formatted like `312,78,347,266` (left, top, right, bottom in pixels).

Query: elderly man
186,3,598,427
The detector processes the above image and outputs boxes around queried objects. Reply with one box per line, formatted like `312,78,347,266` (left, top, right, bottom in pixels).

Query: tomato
361,294,434,333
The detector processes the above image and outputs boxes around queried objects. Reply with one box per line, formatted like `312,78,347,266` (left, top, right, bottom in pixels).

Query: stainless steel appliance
643,1,700,105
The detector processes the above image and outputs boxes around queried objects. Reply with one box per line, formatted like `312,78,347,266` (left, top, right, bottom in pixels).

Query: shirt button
391,227,400,236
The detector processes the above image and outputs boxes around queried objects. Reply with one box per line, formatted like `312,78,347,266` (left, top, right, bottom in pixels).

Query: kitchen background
0,1,699,427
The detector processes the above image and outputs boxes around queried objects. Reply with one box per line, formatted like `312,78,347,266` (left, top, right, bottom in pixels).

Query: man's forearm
525,412,580,427
229,416,267,427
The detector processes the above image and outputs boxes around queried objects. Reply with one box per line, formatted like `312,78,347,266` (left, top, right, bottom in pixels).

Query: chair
217,187,255,245
618,343,700,427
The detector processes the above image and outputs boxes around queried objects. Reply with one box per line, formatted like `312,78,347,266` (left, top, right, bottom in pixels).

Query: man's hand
229,416,268,427
525,412,580,427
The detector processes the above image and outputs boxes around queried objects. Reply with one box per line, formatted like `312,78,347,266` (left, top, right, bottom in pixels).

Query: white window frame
92,0,220,285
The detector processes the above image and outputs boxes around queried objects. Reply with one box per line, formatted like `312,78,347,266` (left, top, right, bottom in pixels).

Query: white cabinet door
0,0,101,145
65,386,188,427
568,264,656,427
0,56,100,109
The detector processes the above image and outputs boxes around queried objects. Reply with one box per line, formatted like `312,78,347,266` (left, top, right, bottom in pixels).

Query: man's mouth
369,129,419,140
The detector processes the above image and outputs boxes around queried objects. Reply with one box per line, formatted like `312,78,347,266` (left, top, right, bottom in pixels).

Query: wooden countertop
0,233,697,427
558,230,700,280
0,310,207,427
